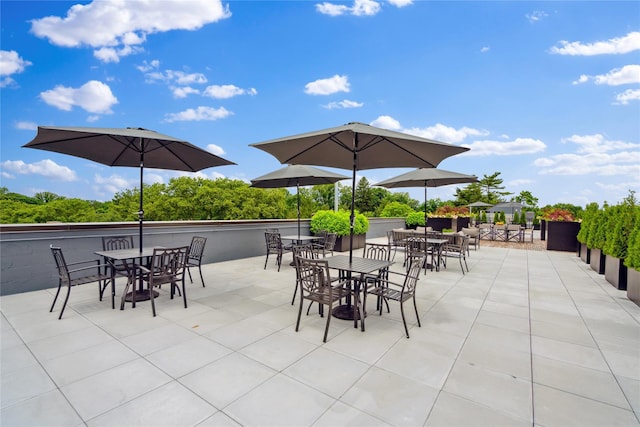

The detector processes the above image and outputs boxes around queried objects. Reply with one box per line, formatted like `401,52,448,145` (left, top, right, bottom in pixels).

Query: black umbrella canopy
250,122,469,261
251,164,349,238
23,126,236,250
377,168,477,236
250,164,349,188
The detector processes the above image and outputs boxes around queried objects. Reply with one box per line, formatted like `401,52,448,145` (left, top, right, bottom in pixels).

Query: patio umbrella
23,126,235,251
250,164,349,238
250,122,469,261
376,168,478,236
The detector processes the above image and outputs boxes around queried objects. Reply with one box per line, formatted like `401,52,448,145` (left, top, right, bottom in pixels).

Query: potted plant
603,192,636,290
542,208,580,252
625,207,640,304
310,209,369,252
405,211,425,229
587,205,607,274
577,202,598,264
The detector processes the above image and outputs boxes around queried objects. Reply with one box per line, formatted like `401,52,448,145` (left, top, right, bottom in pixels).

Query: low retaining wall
0,217,404,296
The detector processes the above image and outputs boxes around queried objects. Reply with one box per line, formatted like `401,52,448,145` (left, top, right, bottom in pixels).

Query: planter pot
590,248,606,274
334,234,366,252
627,268,640,305
546,221,580,252
426,217,452,232
579,243,591,264
405,224,417,230
540,220,546,241
533,223,541,230
456,217,471,232
605,256,627,290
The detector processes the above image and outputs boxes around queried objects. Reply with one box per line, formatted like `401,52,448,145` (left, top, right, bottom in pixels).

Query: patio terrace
1,239,639,426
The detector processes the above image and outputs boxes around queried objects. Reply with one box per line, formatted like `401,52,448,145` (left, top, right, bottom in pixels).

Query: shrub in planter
603,195,636,290
578,202,598,263
405,211,425,228
586,205,607,273
310,209,369,251
625,207,640,304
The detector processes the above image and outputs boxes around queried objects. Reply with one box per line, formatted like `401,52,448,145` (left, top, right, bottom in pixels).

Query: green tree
512,190,538,208
479,172,511,203
380,201,414,217
454,182,484,205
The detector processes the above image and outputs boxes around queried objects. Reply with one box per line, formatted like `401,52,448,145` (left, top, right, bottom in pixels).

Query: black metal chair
49,245,111,319
361,241,393,313
364,254,426,338
441,234,470,274
133,246,189,317
101,235,135,308
264,229,292,271
186,236,207,287
291,243,319,305
294,256,351,342
313,232,337,257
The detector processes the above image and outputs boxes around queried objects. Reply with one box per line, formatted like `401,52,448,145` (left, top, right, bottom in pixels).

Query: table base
332,304,362,321
124,290,159,302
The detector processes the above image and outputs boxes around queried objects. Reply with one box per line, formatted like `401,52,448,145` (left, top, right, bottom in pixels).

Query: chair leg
50,281,62,313
198,265,205,287
150,285,157,317
264,252,270,269
187,266,193,283
291,282,298,305
295,297,304,332
182,280,188,308
58,284,72,320
323,304,332,342
413,295,421,328
400,301,409,338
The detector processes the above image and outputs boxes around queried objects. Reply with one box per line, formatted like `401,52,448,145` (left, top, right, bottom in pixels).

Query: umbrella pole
349,133,358,263
138,146,144,253
297,181,301,239
424,184,428,239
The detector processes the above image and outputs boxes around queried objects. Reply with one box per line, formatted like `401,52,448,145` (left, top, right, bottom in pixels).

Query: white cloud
615,88,640,105
206,144,225,156
561,134,640,154
461,138,547,156
316,0,381,16
323,99,363,109
535,152,640,176
0,50,32,87
40,80,118,114
15,121,37,130
164,106,232,122
404,123,489,144
0,159,78,181
509,178,534,186
30,0,231,62
136,59,160,73
550,31,640,56
370,115,402,130
203,85,257,99
526,10,548,23
388,0,413,7
171,86,200,98
93,173,135,196
480,46,490,53
574,64,640,86
305,74,350,95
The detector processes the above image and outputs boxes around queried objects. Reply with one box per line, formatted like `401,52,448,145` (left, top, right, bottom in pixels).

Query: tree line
1,172,578,224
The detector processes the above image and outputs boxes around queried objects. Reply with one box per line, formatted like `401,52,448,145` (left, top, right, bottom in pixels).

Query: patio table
95,247,161,307
324,255,393,327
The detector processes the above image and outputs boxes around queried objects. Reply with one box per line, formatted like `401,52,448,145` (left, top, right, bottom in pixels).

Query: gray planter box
590,248,606,274
579,243,590,264
334,234,366,252
605,256,627,290
627,268,640,305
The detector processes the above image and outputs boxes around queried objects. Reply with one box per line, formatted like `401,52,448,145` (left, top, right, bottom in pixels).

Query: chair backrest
50,246,70,282
292,243,318,267
188,236,207,261
296,257,333,294
404,254,426,295
148,246,189,286
265,230,283,250
405,236,426,255
323,232,337,250
362,242,391,262
102,235,135,251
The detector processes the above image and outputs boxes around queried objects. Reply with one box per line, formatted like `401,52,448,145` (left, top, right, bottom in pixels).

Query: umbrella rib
280,133,352,164
361,136,439,168
108,135,141,166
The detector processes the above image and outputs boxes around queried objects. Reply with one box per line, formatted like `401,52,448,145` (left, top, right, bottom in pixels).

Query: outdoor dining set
263,226,474,342
49,235,207,320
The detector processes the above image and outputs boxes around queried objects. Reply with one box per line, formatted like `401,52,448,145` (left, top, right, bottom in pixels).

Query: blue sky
1,0,639,208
